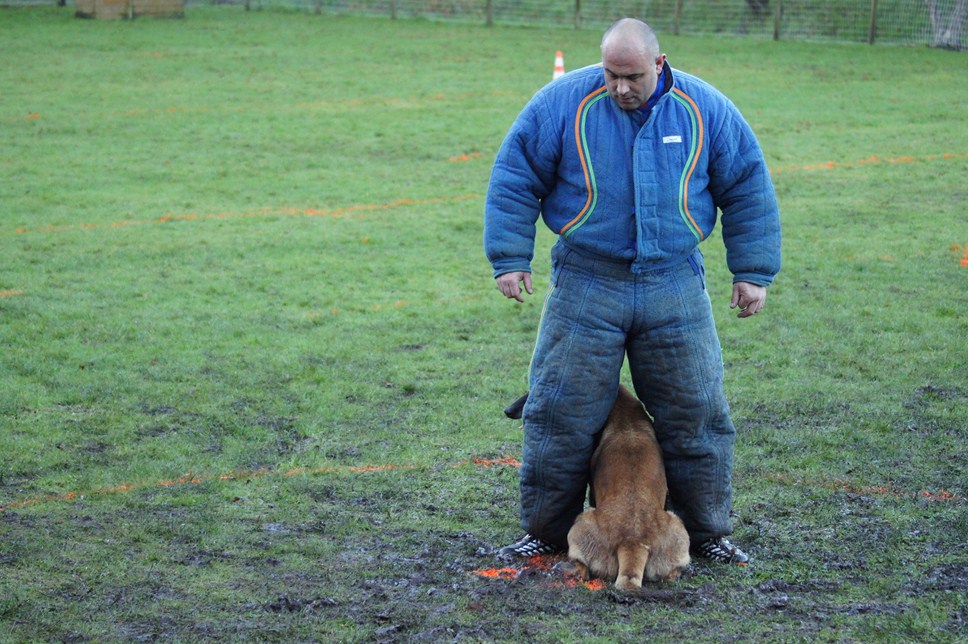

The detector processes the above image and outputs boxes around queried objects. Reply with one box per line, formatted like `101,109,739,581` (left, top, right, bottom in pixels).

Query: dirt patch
906,562,968,593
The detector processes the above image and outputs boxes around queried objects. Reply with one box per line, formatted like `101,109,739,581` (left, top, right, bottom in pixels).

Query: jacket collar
658,60,675,98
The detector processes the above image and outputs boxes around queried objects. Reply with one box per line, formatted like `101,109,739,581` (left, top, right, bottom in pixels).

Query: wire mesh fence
7,0,968,47
220,0,968,47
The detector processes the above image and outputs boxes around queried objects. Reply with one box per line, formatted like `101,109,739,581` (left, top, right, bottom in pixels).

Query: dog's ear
504,393,529,419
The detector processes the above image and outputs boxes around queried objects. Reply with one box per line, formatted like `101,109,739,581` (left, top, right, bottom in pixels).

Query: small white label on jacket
663,135,682,144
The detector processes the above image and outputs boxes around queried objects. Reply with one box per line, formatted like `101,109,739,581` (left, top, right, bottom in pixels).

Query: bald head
600,19,666,111
601,18,660,59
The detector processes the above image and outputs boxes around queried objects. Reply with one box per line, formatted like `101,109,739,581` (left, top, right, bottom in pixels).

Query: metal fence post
575,0,581,29
773,0,783,40
868,0,878,44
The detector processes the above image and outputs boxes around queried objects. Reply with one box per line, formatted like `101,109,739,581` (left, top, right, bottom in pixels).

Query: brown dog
566,385,690,588
506,385,689,589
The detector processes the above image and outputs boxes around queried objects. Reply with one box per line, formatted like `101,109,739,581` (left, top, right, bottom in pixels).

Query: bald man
485,19,781,565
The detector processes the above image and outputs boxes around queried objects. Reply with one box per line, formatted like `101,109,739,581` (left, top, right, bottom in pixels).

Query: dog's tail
614,541,650,590
504,393,528,420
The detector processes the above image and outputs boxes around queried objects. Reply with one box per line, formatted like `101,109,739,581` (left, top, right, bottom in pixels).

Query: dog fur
506,386,689,589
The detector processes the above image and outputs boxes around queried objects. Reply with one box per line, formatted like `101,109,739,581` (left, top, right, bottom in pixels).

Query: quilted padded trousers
520,241,736,549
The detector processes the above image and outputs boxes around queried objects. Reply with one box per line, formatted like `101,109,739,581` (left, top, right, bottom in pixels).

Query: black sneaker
692,537,750,565
498,534,561,558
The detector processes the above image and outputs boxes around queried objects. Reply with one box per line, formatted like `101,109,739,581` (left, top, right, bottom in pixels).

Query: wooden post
773,0,782,41
391,0,397,20
486,0,493,27
574,0,581,29
674,0,683,35
868,0,878,44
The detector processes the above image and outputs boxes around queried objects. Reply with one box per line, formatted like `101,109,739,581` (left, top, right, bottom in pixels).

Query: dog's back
567,386,690,588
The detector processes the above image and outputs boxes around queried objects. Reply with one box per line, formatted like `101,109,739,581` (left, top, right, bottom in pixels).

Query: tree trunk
926,0,968,50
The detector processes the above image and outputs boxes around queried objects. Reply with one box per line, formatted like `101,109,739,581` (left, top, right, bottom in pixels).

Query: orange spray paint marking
0,456,519,512
346,464,398,473
768,151,966,177
832,480,965,503
921,488,960,502
471,566,520,581
6,456,963,513
471,555,606,591
556,576,607,591
771,473,966,504
448,152,481,162
158,474,204,487
1,194,481,238
0,290,24,298
472,456,522,468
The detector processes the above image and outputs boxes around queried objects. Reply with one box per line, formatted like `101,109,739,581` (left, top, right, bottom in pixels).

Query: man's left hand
730,282,767,318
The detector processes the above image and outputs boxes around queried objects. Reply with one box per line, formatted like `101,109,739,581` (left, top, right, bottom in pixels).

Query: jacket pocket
686,250,706,292
549,242,573,289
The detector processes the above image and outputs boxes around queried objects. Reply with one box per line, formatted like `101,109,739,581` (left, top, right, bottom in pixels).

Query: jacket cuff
732,272,775,287
491,259,533,279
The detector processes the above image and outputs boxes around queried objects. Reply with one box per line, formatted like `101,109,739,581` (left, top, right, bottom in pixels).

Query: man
484,18,781,565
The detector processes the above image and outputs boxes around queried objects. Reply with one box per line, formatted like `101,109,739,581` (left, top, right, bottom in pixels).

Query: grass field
2,6,967,641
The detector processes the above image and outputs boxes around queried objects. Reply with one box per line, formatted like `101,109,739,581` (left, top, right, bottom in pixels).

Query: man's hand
730,282,767,318
496,271,533,303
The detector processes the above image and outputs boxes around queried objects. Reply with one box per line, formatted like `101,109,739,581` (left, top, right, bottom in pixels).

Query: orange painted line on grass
304,295,482,319
471,554,606,591
768,473,966,504
1,194,481,238
7,91,520,126
769,151,965,176
104,91,518,120
831,480,966,503
470,456,522,468
0,454,520,512
4,152,961,238
6,454,961,513
0,289,24,298
449,152,481,162
471,566,520,580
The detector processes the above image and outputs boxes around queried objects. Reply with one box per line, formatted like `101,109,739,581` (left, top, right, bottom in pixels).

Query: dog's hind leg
644,511,691,582
567,510,608,582
614,542,650,590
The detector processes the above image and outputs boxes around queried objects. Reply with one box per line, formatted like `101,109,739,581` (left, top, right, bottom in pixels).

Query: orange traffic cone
553,50,565,80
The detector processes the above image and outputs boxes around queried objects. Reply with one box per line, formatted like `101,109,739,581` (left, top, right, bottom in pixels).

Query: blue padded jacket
484,61,781,285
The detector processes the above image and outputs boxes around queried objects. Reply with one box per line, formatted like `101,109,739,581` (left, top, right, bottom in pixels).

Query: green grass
2,6,967,641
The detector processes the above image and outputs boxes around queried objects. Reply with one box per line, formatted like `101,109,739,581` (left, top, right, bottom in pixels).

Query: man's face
602,45,666,111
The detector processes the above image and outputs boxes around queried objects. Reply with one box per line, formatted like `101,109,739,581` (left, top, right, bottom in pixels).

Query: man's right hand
496,271,533,303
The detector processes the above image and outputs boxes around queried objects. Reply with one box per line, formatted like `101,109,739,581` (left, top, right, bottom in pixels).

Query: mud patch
265,594,338,613
906,562,968,593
